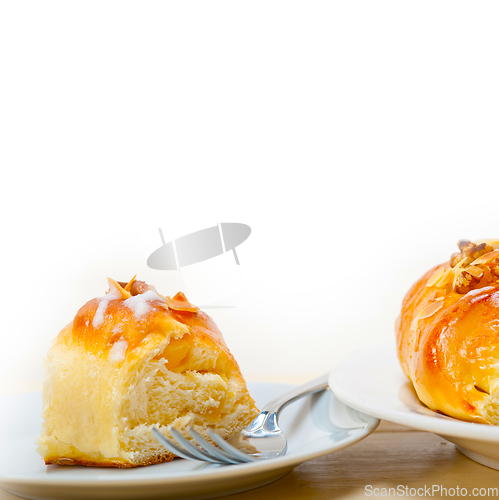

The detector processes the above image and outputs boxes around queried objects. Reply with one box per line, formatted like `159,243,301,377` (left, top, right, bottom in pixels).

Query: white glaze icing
92,285,122,328
124,290,162,319
109,340,128,363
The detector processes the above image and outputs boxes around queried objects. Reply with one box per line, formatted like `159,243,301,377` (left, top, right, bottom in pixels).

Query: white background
1,1,499,394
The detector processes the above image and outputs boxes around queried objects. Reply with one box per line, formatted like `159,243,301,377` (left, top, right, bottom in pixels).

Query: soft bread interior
38,326,258,467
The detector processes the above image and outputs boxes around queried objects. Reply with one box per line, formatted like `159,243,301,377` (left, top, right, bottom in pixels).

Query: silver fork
151,373,329,465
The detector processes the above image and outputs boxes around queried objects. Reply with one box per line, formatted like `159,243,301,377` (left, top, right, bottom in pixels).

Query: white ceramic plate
329,343,499,470
0,381,378,500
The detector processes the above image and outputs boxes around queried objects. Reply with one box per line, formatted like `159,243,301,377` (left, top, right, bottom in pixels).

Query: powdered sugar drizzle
92,285,122,328
124,290,163,319
109,340,128,363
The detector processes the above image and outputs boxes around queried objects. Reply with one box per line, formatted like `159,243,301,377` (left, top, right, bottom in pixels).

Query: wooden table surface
2,378,499,500
221,420,499,499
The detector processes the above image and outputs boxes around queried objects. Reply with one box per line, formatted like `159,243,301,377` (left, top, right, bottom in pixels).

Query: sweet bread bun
396,239,499,424
37,278,259,467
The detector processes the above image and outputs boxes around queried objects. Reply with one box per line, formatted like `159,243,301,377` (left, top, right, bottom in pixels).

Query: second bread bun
396,239,499,424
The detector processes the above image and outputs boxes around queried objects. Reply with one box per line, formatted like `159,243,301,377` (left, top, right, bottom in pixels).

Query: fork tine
169,428,231,465
206,429,258,463
186,427,246,465
151,427,201,461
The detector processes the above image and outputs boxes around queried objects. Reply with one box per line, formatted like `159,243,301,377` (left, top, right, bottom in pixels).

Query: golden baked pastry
396,239,499,424
37,278,259,467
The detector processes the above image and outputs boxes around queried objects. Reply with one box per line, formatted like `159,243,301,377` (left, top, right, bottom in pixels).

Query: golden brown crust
397,240,499,424
44,452,175,468
69,289,238,372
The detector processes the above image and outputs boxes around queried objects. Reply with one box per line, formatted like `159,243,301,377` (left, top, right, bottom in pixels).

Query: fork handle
261,372,330,417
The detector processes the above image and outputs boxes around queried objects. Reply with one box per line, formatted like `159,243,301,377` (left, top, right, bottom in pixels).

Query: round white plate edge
0,382,380,489
329,343,499,442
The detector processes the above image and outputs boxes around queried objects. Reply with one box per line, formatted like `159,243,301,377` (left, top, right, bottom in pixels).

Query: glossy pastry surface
396,240,499,424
